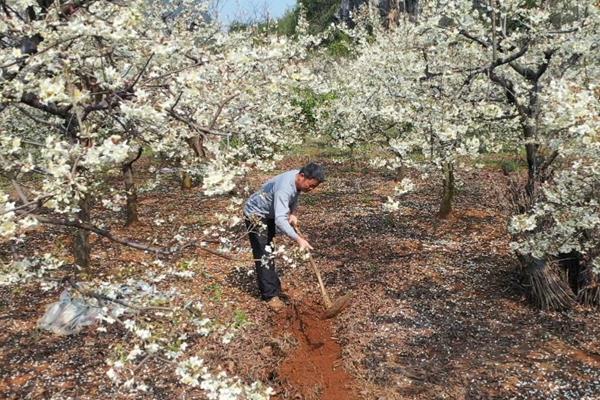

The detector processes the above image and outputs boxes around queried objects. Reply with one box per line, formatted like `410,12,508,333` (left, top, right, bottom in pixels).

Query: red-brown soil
2,154,600,399
275,300,357,400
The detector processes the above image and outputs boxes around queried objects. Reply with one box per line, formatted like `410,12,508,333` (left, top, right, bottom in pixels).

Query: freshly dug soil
275,300,357,400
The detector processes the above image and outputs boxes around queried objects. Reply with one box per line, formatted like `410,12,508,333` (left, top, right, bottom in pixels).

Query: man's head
296,162,325,193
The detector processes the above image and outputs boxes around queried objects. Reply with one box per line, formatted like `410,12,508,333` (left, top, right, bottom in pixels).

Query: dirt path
274,300,357,400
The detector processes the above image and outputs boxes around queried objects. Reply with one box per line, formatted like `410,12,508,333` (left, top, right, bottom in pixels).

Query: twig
167,108,231,137
67,278,172,312
31,214,172,254
16,106,65,131
0,195,53,216
171,91,184,111
11,179,29,203
0,35,82,69
128,53,155,90
123,146,143,169
197,245,237,260
20,139,46,147
141,62,204,85
20,92,71,118
209,94,238,130
133,355,151,372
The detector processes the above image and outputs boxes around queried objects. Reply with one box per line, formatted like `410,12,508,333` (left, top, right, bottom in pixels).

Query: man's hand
296,236,314,251
288,214,298,227
291,219,312,250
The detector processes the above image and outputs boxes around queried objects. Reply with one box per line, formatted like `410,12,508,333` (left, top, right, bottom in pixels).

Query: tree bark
122,147,143,226
525,141,538,199
181,171,193,190
438,162,454,218
122,163,139,226
73,194,91,269
523,256,575,310
558,251,582,294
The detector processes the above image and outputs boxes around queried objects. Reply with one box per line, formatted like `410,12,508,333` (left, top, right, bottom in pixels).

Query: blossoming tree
442,0,600,308
1,0,312,266
1,0,318,396
313,1,599,308
313,7,515,217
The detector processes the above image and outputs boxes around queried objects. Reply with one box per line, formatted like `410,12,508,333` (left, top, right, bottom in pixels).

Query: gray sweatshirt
244,169,299,240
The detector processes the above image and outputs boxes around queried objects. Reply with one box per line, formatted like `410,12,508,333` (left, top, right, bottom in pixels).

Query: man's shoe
266,296,285,311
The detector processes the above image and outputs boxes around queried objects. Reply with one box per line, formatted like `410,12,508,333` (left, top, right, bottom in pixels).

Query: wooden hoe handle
295,225,333,308
308,254,333,308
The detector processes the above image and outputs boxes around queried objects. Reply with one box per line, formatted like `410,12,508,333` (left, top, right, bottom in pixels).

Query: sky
215,0,297,26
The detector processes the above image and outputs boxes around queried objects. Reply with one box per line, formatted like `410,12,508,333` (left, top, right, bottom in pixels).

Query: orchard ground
2,146,600,400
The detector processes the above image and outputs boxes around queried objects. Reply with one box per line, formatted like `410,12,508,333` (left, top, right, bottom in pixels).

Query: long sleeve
290,196,299,214
273,190,299,241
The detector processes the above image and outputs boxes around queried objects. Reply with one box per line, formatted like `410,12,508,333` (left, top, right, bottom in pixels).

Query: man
244,162,325,311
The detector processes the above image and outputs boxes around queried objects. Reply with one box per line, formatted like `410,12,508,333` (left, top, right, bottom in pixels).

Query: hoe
297,226,352,319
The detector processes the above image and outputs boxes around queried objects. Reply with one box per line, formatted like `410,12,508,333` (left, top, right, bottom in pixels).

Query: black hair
299,162,325,182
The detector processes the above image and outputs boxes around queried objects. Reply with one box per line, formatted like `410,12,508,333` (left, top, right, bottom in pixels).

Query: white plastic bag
38,290,100,335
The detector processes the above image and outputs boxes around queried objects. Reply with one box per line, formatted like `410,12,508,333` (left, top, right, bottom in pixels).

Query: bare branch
488,43,530,72
82,92,123,118
539,150,559,174
0,35,82,69
10,178,28,203
171,91,184,111
459,43,529,95
16,106,65,131
128,53,155,90
488,70,528,117
67,278,172,312
1,195,53,216
196,125,233,137
209,94,238,130
510,48,556,82
509,61,536,80
20,92,71,118
166,108,208,136
141,62,204,85
123,146,143,170
31,214,173,254
197,245,236,260
459,29,489,48
0,153,22,194
558,53,583,78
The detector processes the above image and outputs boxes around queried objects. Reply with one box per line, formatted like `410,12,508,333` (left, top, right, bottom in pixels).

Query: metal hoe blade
307,254,352,319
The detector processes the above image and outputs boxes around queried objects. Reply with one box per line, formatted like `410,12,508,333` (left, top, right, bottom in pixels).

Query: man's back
244,169,299,219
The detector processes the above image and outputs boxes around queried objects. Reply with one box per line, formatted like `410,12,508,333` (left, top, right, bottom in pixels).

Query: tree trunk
576,267,600,307
523,256,575,310
73,194,91,269
524,139,538,199
181,171,193,190
122,162,139,226
122,147,142,226
438,162,454,218
395,164,405,181
558,251,582,294
180,135,206,190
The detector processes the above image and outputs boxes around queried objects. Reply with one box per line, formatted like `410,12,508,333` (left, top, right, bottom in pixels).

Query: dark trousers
245,216,280,300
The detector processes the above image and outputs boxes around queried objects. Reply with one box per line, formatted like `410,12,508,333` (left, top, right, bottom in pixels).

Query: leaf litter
1,158,600,399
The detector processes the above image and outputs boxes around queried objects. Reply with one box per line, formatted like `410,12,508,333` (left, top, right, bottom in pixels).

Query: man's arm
274,191,313,250
273,191,299,241
288,214,298,227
